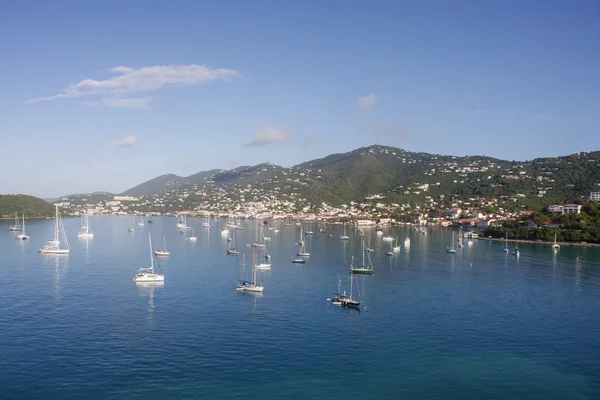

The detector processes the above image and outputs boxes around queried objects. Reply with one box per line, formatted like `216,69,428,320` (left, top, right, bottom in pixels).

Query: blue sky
1,0,599,198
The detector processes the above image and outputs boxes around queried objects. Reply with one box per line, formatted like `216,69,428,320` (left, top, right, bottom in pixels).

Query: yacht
133,234,165,283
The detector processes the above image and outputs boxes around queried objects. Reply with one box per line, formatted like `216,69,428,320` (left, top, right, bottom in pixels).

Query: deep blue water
1,216,600,399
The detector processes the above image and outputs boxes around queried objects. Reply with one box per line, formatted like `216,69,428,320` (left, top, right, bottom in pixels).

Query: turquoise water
1,217,600,399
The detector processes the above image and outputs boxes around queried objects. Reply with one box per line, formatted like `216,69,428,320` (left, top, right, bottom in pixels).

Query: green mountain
0,194,59,218
118,145,600,212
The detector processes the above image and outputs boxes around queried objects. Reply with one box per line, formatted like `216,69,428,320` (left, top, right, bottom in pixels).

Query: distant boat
16,214,29,240
296,225,310,257
404,237,411,248
383,235,394,242
255,243,272,270
513,242,520,256
154,236,170,256
128,217,135,232
340,224,350,241
133,233,164,283
446,231,456,254
503,233,509,253
350,240,374,274
186,228,197,242
40,205,69,254
552,229,560,251
237,252,263,292
77,214,94,238
227,229,239,255
9,212,20,231
333,276,361,308
393,236,401,252
137,216,144,226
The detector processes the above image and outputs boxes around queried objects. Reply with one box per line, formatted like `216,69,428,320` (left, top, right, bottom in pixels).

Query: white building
591,192,600,202
562,204,582,214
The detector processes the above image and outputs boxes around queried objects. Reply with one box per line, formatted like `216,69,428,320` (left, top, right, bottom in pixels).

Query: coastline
475,236,600,248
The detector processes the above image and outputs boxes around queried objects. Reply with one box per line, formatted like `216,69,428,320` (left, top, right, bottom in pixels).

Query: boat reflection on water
136,281,164,324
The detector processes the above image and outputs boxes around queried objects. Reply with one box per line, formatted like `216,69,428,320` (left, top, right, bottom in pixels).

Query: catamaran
77,214,94,238
16,214,29,240
154,235,170,256
40,205,70,254
350,240,374,274
9,212,20,231
133,233,165,283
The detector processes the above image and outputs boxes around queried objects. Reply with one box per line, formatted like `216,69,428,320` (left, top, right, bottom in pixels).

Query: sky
1,0,599,198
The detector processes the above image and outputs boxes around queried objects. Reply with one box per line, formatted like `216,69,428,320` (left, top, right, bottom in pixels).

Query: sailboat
513,239,520,256
404,236,411,248
154,236,170,256
9,212,20,231
16,214,29,240
297,225,310,256
128,216,135,232
176,215,190,230
365,236,374,252
255,242,271,269
446,231,456,254
393,236,401,252
40,205,70,254
77,214,94,238
333,276,361,308
237,252,264,292
350,240,374,274
133,233,165,282
340,224,350,241
202,215,211,228
385,238,394,256
227,228,239,255
457,227,463,248
552,229,560,251
137,216,144,226
186,228,197,241
503,232,509,253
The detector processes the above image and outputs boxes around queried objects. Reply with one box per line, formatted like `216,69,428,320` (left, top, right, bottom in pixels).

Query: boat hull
349,268,373,274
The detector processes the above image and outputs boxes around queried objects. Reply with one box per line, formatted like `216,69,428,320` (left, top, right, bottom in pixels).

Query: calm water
2,217,600,399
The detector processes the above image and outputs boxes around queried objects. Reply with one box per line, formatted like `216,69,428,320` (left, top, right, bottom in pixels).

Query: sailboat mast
362,239,365,267
55,205,59,241
149,233,154,270
22,214,25,234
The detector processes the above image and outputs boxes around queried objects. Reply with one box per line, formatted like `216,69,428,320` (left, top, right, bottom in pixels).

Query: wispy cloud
111,136,137,148
27,64,240,103
528,113,554,121
356,93,376,113
245,127,293,146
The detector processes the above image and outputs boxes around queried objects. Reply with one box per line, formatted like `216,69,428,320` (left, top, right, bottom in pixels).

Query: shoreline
475,236,600,248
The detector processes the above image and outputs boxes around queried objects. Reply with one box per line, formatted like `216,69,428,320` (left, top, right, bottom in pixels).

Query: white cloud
27,64,240,103
245,127,293,146
111,136,137,148
102,97,152,109
356,93,376,112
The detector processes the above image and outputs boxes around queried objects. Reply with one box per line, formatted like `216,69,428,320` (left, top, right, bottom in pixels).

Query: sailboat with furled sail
297,225,310,256
9,212,20,231
16,214,29,240
133,233,165,283
350,239,374,274
77,214,94,238
154,236,170,256
237,252,263,292
40,205,70,254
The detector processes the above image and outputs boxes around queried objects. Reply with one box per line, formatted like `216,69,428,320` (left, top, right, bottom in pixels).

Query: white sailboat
237,252,264,292
333,276,361,308
297,225,310,256
393,236,401,252
227,228,239,255
16,214,29,240
503,233,509,253
340,224,350,241
40,205,70,254
186,228,197,241
255,242,271,269
446,231,456,254
386,238,394,256
128,216,135,232
154,236,170,256
404,236,411,248
77,214,94,238
552,229,560,251
9,212,20,231
176,215,190,230
133,233,165,282
137,216,144,226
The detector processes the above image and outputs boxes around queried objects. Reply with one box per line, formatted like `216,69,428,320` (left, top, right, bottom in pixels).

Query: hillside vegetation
0,195,58,218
